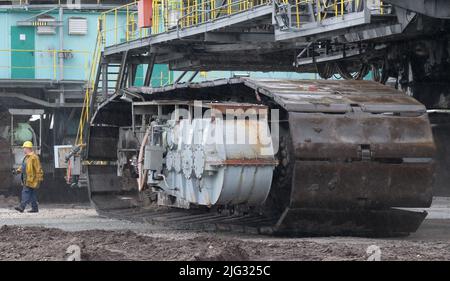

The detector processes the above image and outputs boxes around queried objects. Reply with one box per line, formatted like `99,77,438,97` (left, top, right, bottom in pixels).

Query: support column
102,63,108,100
144,53,156,87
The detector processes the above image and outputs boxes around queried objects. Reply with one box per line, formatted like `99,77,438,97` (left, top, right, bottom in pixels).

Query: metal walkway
99,0,392,71
75,0,422,146
104,4,274,56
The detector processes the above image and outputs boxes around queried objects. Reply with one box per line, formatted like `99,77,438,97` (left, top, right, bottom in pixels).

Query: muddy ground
0,224,450,261
0,198,449,261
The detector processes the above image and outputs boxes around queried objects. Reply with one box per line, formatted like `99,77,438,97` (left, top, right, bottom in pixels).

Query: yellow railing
16,0,111,5
0,49,90,80
76,0,386,145
98,1,146,47
152,0,271,34
98,0,271,47
76,2,141,146
97,0,385,46
76,32,103,146
289,0,385,28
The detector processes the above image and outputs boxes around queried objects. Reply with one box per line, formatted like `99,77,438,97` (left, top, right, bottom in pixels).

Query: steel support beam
188,71,199,83
174,71,188,84
115,50,129,93
103,5,273,56
101,62,108,100
129,64,137,87
0,91,83,108
144,53,156,87
385,0,450,19
204,32,275,43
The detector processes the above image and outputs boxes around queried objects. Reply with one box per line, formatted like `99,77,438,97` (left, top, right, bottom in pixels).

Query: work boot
27,209,39,213
14,207,24,213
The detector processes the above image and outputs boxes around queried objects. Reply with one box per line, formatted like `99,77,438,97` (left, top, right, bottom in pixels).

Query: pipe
0,91,83,108
59,6,64,82
137,125,151,192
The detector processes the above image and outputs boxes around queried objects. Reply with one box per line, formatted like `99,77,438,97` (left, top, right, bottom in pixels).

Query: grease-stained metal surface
288,113,435,159
131,78,427,113
290,161,434,208
244,79,427,113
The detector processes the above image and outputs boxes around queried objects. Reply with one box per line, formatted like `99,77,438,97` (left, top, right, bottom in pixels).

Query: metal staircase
76,32,103,146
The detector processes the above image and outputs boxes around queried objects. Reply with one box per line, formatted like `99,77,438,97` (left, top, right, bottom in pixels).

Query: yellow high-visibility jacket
17,152,44,188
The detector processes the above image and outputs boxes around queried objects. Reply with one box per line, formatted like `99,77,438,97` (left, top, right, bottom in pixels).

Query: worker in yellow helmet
13,141,44,213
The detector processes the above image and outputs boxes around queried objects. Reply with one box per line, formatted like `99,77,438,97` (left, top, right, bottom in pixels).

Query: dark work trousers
20,186,38,211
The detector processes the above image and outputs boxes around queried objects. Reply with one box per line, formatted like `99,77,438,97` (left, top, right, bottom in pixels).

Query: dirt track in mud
0,224,450,261
0,198,450,261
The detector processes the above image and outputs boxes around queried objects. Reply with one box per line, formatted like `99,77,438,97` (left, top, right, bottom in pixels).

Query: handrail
160,0,271,35
17,0,114,5
176,0,266,27
284,0,386,29
75,0,388,147
0,49,90,80
76,31,103,146
76,2,140,146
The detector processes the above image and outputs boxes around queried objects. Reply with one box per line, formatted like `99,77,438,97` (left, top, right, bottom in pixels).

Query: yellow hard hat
22,141,33,148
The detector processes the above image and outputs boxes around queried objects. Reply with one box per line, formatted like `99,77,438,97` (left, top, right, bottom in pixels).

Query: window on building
68,17,88,35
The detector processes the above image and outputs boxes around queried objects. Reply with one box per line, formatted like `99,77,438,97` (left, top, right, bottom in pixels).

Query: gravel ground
0,197,449,261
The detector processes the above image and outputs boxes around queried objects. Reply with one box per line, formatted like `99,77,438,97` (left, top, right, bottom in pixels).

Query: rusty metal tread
99,206,271,233
97,204,428,237
162,212,217,222
104,208,158,217
97,209,138,217
242,218,279,227
98,208,169,220
218,215,257,223
172,214,229,224
152,212,217,222
148,211,196,219
104,208,146,215
219,215,273,225
151,212,218,222
128,78,426,114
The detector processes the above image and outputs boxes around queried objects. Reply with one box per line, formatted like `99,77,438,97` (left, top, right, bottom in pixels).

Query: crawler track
94,194,428,237
86,79,436,237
